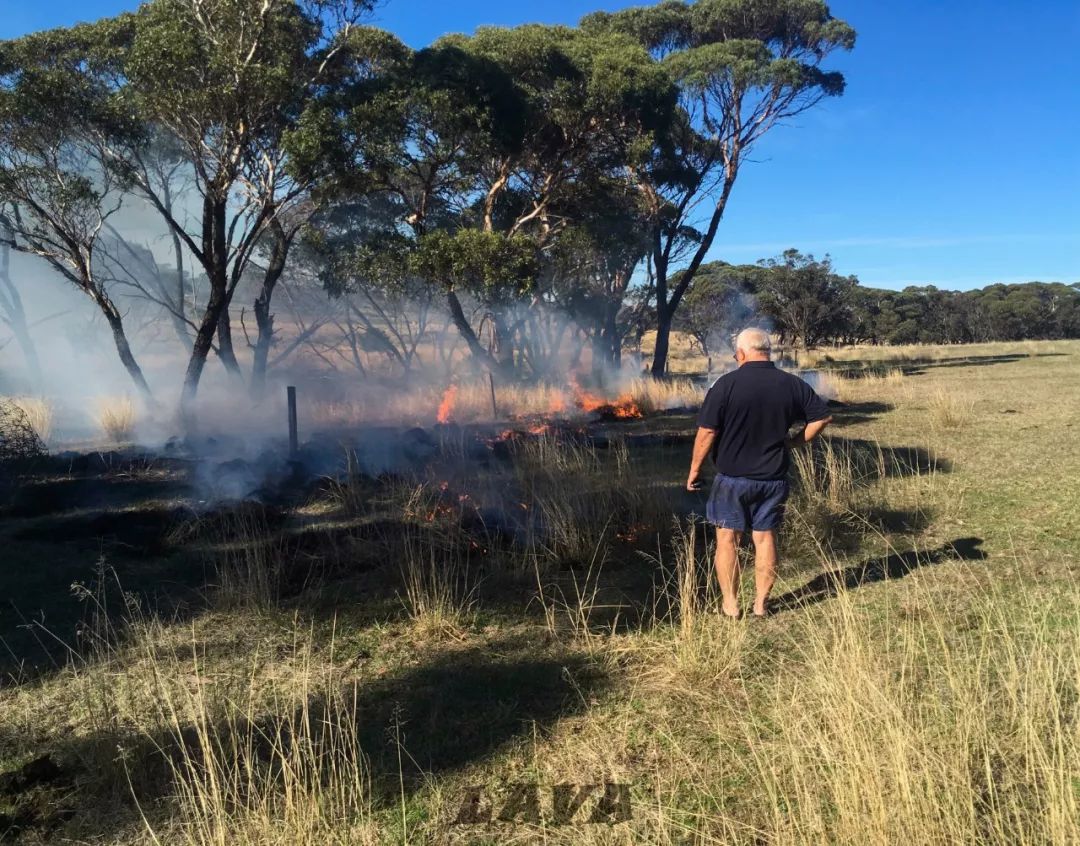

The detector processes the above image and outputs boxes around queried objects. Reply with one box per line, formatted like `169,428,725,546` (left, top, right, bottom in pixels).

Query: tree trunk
181,283,226,412
651,306,671,378
250,297,274,399
216,308,243,378
180,197,230,412
446,290,499,372
250,222,290,399
567,329,586,371
491,312,516,376
602,303,621,370
649,169,738,378
590,328,607,383
99,297,155,403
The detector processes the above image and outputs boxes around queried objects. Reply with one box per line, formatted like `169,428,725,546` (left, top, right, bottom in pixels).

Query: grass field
0,340,1077,844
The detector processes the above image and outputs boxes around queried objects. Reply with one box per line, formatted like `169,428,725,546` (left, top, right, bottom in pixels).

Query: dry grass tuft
162,688,376,845
10,395,53,444
395,484,478,635
865,367,907,388
118,630,377,846
733,579,1080,844
928,388,975,429
96,395,137,443
626,376,701,413
512,433,670,571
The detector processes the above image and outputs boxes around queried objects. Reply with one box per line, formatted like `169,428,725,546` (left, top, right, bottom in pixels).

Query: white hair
735,327,772,355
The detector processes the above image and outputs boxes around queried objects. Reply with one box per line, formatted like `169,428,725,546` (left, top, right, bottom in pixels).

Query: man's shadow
770,537,988,612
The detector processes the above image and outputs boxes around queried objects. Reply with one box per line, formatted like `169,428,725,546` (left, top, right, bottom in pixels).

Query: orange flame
436,385,459,424
607,398,643,419
569,375,643,419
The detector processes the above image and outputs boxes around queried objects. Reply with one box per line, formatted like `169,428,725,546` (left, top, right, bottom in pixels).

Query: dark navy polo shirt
696,361,831,481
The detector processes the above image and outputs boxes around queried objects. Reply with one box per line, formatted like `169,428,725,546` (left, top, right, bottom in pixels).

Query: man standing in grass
687,327,832,619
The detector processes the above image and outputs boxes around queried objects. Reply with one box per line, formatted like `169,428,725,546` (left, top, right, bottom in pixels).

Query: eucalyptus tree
674,260,760,368
438,24,673,375
754,249,856,348
299,22,673,377
0,0,391,408
295,194,447,378
545,178,653,377
0,24,156,400
583,0,855,375
104,0,390,404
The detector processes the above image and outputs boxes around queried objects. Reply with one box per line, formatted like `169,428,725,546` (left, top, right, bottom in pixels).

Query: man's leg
714,528,743,617
750,530,779,616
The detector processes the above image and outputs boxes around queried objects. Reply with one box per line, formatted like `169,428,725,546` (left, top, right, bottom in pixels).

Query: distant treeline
677,250,1080,355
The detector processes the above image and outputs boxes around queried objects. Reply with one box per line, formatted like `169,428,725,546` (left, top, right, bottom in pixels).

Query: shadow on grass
770,537,988,613
13,506,190,556
827,400,894,428
9,636,604,840
825,351,1068,378
3,476,188,519
814,435,950,476
904,352,1069,374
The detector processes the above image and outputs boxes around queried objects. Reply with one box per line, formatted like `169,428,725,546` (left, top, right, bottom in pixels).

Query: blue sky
4,0,1078,291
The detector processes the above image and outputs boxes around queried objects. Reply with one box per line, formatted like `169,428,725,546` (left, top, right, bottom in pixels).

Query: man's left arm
786,416,832,449
786,380,833,449
687,427,717,491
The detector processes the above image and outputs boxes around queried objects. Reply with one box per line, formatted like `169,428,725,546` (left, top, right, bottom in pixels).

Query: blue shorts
706,474,789,531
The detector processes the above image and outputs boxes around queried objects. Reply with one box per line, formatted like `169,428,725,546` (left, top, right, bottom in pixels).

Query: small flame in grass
436,385,459,424
569,375,643,419
610,399,644,419
490,421,555,445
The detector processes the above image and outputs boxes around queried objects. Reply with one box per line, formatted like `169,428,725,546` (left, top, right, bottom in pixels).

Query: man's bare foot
752,602,769,618
721,602,742,620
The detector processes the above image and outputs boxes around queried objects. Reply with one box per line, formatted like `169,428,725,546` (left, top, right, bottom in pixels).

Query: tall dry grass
928,388,975,429
104,626,378,846
736,579,1080,844
511,432,670,571
860,366,907,389
96,396,137,443
809,369,846,401
787,437,880,555
626,376,700,413
157,683,376,846
10,395,54,444
394,484,478,634
5,363,1074,844
169,506,292,609
613,525,1080,845
48,559,1077,846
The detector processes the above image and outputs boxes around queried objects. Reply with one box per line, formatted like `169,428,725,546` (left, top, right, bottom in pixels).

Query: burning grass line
306,375,700,429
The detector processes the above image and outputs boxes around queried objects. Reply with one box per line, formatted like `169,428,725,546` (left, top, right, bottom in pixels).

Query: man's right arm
687,427,717,491
689,379,724,490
